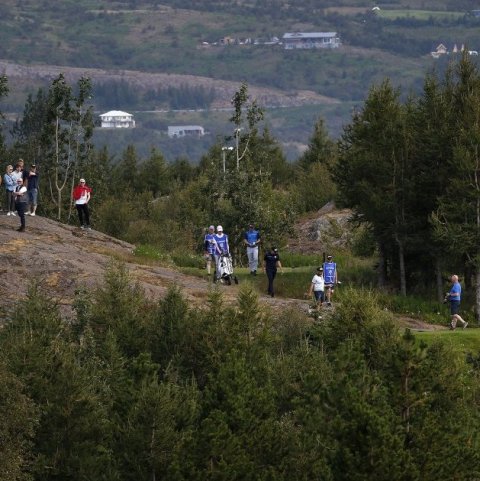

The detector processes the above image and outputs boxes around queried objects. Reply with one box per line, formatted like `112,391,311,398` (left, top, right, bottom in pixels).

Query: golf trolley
214,252,239,285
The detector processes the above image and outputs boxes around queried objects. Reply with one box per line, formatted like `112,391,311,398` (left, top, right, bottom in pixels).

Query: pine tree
432,54,480,320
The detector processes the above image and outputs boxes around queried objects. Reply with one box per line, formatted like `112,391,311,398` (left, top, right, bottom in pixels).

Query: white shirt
75,190,90,205
311,274,325,292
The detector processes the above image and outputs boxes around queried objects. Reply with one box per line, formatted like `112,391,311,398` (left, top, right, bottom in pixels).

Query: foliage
0,75,8,158
4,269,480,479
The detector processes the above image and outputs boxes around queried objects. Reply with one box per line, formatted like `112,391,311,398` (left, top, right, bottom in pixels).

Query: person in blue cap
204,225,217,275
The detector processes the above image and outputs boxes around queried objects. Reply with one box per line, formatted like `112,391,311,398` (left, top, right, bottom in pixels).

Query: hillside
0,211,447,333
0,213,306,316
0,59,338,110
4,0,480,162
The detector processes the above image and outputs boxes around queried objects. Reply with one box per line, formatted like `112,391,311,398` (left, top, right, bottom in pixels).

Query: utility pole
234,128,242,170
222,146,233,173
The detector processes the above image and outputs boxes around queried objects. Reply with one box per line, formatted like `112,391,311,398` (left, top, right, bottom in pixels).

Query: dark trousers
15,201,26,228
266,269,277,296
76,204,90,226
6,190,15,212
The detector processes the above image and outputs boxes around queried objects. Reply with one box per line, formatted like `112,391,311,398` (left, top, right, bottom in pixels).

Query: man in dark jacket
264,246,283,297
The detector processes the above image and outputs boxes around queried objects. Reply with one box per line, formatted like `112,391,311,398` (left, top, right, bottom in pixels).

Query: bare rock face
288,201,354,254
0,214,214,316
0,214,306,318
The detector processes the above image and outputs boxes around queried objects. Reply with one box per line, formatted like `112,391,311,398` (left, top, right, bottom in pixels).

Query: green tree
294,117,337,212
112,144,139,194
0,363,37,481
432,54,480,319
139,147,170,197
409,70,457,300
335,80,415,293
10,88,49,165
0,75,8,158
0,283,118,481
42,75,94,220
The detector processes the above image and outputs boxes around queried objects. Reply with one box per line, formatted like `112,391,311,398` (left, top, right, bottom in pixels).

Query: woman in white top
308,267,325,307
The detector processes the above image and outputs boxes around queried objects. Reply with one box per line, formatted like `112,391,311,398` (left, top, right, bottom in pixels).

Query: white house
100,110,135,128
282,32,341,50
168,125,205,138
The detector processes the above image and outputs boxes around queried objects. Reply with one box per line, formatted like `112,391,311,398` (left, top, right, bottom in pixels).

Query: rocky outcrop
288,201,354,254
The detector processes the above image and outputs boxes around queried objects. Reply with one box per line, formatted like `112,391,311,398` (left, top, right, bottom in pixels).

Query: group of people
308,255,338,309
2,161,92,232
203,224,230,282
3,160,39,232
203,223,282,294
204,222,342,305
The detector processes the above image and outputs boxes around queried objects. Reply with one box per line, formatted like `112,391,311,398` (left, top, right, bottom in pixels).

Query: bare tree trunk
377,241,386,288
57,189,62,220
475,267,480,325
435,257,443,303
397,240,406,296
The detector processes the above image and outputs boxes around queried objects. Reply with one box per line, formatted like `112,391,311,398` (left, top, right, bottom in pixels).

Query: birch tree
43,74,94,220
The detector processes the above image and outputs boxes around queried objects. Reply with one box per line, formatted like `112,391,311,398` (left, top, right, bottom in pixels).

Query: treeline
94,80,216,111
334,53,480,316
2,266,480,481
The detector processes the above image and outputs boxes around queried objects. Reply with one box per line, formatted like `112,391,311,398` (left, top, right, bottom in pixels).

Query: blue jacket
4,174,15,192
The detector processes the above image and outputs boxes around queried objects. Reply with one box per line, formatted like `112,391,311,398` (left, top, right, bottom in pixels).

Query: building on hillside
472,9,480,17
99,110,135,128
168,125,205,138
282,32,341,50
430,43,448,58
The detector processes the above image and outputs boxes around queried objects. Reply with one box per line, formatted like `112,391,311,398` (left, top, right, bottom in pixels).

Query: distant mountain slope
0,59,339,109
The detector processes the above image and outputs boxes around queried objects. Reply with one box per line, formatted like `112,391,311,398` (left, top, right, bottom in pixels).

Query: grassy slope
415,329,480,357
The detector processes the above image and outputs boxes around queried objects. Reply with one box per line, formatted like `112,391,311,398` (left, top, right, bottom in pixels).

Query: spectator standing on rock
72,178,92,230
13,177,27,232
26,164,39,216
11,162,24,185
264,246,282,297
244,223,261,275
4,165,16,216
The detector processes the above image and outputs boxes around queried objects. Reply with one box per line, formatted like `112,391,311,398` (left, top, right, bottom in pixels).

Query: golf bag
215,253,239,285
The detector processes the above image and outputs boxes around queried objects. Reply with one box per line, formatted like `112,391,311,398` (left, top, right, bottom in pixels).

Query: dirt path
0,214,446,331
0,214,313,316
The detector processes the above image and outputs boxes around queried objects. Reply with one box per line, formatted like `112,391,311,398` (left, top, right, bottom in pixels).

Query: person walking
213,225,229,282
323,254,338,306
308,266,325,308
264,246,282,297
26,164,39,216
244,223,261,275
204,225,217,276
72,178,92,229
4,165,16,216
447,274,468,330
12,177,28,231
